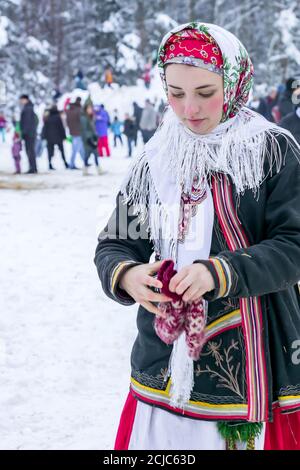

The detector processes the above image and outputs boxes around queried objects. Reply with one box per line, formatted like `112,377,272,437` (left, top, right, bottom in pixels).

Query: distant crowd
1,75,300,176
4,94,166,175
249,76,300,142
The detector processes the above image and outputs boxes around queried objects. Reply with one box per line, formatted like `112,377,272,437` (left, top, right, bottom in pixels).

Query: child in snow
94,22,300,451
111,116,123,148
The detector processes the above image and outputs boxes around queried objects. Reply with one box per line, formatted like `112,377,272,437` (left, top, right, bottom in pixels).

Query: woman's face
165,63,224,134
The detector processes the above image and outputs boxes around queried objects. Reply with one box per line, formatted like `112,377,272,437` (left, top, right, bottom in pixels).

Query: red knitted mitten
157,259,181,302
184,299,207,360
154,259,185,344
154,260,207,355
154,299,186,344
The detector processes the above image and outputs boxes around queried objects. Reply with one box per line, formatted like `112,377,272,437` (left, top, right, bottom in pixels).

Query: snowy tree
1,0,300,109
1,0,52,107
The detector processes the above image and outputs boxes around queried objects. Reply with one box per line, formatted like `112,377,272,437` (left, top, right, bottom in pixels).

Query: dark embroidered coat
94,136,300,422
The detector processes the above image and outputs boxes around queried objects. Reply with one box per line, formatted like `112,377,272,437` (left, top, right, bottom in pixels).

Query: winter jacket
133,103,143,128
111,120,122,136
123,119,136,139
140,104,158,131
66,103,82,136
81,114,98,154
41,109,66,144
257,96,277,122
20,101,37,138
94,107,110,137
279,111,300,144
94,135,300,422
278,92,294,120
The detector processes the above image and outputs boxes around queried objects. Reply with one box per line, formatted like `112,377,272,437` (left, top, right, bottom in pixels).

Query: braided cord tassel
218,421,263,450
246,435,255,450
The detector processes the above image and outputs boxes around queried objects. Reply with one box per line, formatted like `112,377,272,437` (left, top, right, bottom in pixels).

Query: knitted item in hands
157,259,181,302
154,259,207,360
184,299,206,360
154,298,186,344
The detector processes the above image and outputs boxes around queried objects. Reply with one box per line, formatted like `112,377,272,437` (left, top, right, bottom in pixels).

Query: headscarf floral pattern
162,28,224,75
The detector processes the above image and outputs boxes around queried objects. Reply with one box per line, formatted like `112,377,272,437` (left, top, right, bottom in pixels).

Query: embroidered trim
132,369,168,390
212,174,269,422
191,391,244,404
204,309,242,342
278,384,300,396
221,297,240,313
275,385,300,411
111,260,137,302
130,377,248,419
277,395,300,410
208,257,233,298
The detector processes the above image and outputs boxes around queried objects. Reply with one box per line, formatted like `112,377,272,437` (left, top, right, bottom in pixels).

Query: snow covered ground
0,132,145,449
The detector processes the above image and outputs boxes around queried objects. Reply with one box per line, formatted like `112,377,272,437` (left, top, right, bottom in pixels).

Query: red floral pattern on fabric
184,299,206,360
163,29,223,70
178,174,207,244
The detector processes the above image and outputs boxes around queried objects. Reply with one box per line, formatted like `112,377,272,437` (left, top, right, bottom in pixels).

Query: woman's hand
119,260,172,316
169,263,215,303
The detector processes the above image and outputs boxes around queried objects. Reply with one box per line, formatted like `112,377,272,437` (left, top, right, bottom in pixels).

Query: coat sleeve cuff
193,256,236,300
110,260,141,305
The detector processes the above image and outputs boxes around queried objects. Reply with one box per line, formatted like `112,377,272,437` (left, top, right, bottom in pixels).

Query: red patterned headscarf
158,23,254,121
162,28,223,76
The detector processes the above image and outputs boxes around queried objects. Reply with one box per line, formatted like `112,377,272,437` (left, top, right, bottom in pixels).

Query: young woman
94,22,300,450
81,103,103,175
